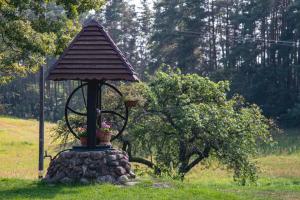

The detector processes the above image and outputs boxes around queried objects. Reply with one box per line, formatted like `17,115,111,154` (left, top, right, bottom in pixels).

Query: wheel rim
64,81,128,141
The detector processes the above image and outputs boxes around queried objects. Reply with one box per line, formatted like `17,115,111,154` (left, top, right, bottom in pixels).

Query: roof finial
83,18,104,28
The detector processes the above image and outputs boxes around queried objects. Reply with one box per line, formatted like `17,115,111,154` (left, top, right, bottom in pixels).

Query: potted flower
78,127,88,146
119,84,141,108
96,121,113,146
124,96,139,108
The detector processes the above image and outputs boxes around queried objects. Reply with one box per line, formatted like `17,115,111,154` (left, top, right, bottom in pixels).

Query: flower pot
80,137,87,146
96,130,112,146
125,100,139,108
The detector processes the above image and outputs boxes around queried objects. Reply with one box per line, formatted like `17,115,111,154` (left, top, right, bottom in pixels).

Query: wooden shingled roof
47,20,139,81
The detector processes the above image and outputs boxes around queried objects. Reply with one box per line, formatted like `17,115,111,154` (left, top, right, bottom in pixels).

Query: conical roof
47,20,139,81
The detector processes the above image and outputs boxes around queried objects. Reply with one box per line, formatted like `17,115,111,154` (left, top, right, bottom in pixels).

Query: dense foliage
0,0,105,83
124,69,271,184
52,69,271,184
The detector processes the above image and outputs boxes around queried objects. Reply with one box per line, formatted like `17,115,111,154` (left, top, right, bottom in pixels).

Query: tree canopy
122,69,272,184
0,0,105,83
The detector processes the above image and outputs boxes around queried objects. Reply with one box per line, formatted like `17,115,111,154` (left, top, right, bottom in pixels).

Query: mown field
0,116,300,200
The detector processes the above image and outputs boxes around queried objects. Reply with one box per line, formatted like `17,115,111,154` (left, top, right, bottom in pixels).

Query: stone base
43,149,135,184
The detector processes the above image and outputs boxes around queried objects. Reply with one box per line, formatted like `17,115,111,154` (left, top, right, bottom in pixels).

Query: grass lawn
0,116,300,200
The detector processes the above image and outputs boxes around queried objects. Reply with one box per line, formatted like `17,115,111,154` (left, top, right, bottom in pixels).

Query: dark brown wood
87,81,98,147
58,60,122,64
76,36,107,41
48,74,139,81
51,69,132,74
47,20,139,82
84,27,99,31
55,64,127,69
80,31,105,36
66,50,118,55
63,55,119,59
38,66,44,179
75,41,111,45
70,45,113,50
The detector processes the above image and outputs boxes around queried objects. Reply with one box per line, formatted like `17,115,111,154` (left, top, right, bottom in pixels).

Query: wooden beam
87,81,98,147
38,65,44,179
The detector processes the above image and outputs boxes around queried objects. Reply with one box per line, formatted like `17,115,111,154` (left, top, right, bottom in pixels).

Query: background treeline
1,0,300,127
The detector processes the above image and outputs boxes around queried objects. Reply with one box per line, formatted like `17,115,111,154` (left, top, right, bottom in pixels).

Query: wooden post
38,66,44,179
87,81,98,147
98,82,102,128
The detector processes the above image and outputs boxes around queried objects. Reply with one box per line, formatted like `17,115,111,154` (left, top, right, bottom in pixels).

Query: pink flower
101,121,111,129
78,126,87,132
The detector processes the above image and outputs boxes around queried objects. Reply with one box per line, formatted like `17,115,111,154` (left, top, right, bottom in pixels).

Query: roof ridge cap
83,19,104,29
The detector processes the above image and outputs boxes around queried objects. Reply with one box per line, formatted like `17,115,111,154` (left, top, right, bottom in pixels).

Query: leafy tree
123,68,272,184
51,68,272,184
0,0,105,84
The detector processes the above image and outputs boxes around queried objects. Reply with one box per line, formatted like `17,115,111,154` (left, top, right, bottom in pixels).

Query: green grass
0,116,300,200
0,179,244,200
258,129,300,155
0,116,54,179
0,177,300,200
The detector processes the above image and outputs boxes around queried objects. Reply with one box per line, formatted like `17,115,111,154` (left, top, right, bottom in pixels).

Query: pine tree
150,0,207,73
137,0,153,78
97,0,140,71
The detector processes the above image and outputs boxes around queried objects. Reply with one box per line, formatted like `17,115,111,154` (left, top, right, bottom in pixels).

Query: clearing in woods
0,116,300,200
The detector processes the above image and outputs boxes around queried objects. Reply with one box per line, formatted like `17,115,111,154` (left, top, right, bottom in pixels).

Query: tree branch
145,109,180,131
180,144,211,174
129,157,155,169
1,32,21,53
120,136,160,174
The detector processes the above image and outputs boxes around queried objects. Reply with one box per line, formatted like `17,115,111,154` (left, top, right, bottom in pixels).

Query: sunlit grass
0,116,54,179
0,116,300,199
257,153,300,178
258,129,300,155
0,178,247,200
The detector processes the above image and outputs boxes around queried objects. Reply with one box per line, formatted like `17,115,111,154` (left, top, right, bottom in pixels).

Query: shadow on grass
0,179,81,199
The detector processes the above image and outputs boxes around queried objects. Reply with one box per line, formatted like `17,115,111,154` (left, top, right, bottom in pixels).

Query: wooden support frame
38,66,44,179
87,81,98,147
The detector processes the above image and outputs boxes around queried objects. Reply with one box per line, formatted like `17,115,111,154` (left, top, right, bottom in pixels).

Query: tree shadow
0,180,81,199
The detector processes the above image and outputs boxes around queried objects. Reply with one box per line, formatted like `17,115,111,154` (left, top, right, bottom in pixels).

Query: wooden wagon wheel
65,82,128,141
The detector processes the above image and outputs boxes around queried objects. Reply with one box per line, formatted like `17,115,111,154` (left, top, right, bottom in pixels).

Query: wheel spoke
67,106,87,116
101,110,126,120
94,82,128,142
